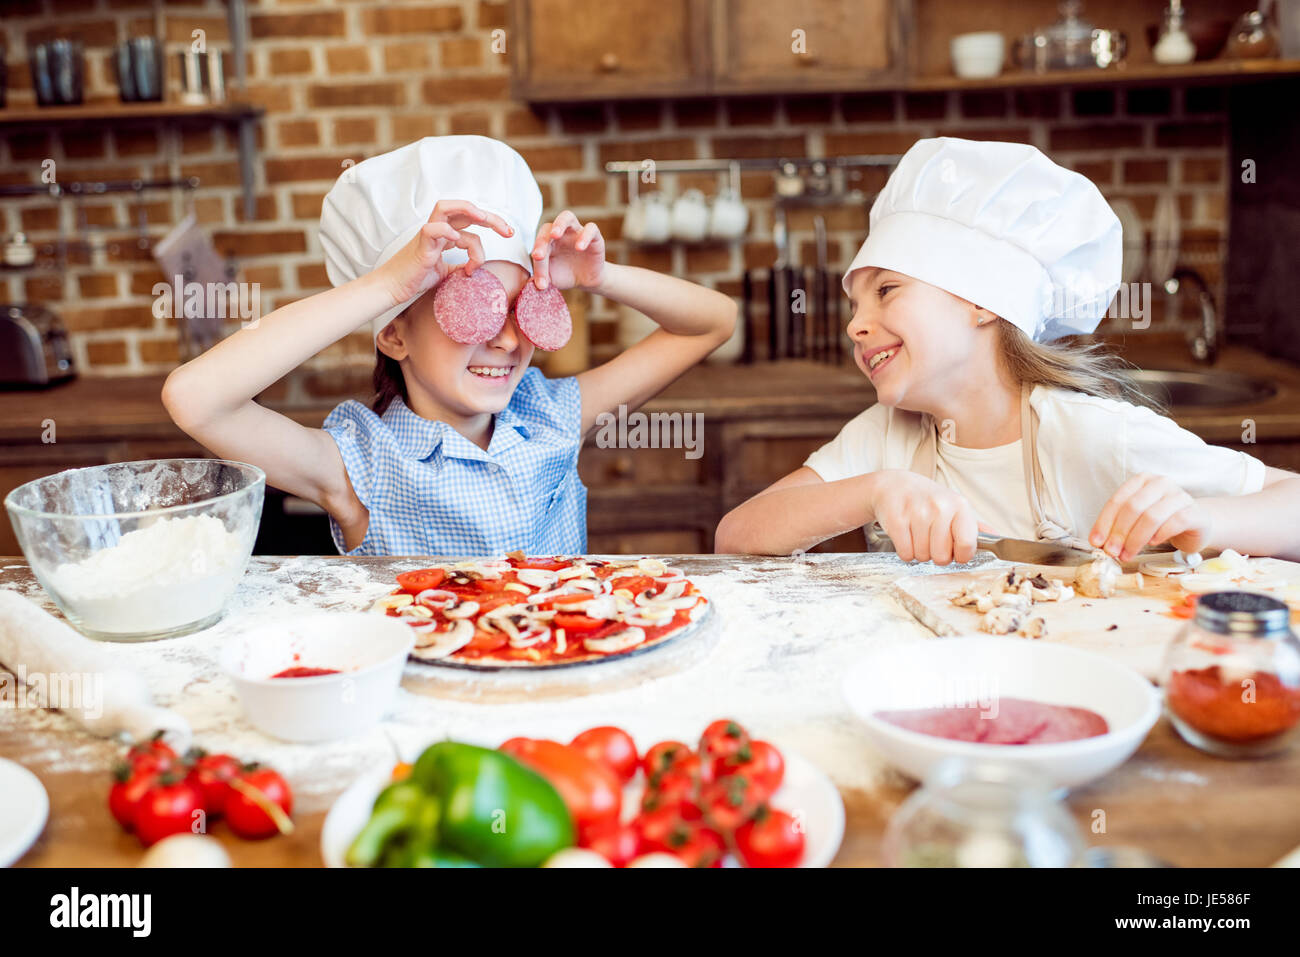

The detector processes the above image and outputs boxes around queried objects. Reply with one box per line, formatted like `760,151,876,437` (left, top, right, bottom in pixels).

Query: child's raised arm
528,211,737,436
161,200,512,516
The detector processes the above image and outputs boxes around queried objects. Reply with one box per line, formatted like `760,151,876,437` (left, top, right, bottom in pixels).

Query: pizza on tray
371,553,710,668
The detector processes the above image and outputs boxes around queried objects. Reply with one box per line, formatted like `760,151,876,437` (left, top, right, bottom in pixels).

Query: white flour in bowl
42,514,249,635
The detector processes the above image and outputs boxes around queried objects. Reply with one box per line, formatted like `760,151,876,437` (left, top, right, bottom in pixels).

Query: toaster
0,303,76,387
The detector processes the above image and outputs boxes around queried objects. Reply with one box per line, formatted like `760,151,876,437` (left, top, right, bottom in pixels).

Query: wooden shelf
0,101,262,126
908,58,1300,92
0,100,262,218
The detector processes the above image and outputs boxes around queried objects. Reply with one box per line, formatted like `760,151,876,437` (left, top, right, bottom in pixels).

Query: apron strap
904,385,1084,546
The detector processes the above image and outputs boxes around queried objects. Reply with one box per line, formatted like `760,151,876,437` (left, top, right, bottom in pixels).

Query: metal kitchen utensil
132,37,162,102
771,207,789,360
177,49,209,104
790,265,806,358
831,270,844,364
741,268,755,364
30,39,85,106
114,38,161,102
814,215,828,362
975,533,1098,567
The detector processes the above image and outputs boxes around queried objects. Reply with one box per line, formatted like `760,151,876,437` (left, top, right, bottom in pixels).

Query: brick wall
0,0,1229,396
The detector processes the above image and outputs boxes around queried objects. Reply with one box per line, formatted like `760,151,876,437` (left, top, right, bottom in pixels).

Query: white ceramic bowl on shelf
951,31,1006,79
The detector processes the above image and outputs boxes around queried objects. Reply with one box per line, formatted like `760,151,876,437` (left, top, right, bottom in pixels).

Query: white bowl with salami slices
842,637,1161,790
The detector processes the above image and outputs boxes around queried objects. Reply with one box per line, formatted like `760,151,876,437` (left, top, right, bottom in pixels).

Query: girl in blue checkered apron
163,136,737,556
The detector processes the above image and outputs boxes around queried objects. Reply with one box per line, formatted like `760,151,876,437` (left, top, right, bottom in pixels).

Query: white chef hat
319,135,543,343
843,137,1121,342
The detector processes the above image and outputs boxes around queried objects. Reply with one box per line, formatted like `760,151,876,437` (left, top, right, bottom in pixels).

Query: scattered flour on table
5,554,944,811
41,514,247,635
1139,766,1209,786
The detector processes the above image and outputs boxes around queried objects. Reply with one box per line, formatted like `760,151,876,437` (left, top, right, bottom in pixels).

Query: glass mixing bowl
4,459,265,641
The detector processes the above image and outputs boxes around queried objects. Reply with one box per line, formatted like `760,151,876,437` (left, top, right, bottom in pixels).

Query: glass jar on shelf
1161,591,1300,759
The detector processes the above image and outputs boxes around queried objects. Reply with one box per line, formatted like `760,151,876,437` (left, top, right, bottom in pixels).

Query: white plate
842,637,1161,791
321,738,844,868
0,759,49,867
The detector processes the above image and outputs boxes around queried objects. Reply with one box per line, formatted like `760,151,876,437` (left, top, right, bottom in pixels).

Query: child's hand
530,211,606,291
377,200,515,307
870,470,979,565
1089,472,1214,561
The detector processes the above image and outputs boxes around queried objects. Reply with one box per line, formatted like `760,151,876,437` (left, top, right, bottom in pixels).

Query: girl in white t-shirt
716,138,1300,565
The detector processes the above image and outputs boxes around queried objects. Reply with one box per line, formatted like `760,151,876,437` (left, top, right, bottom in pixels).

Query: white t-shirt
803,385,1267,542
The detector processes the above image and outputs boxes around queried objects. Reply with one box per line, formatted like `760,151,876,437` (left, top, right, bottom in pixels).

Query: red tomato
474,594,520,614
498,739,621,844
672,823,726,868
553,613,608,634
464,628,508,653
609,575,656,596
472,576,510,594
700,776,761,836
570,726,638,784
635,805,688,855
714,740,784,799
734,809,805,868
108,766,158,833
134,777,205,847
225,767,294,840
185,751,241,818
396,569,445,593
640,770,699,815
582,822,640,867
126,733,176,776
699,719,750,767
641,740,693,780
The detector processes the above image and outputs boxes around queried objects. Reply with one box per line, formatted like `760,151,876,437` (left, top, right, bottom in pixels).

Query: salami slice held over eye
516,280,572,351
433,268,509,344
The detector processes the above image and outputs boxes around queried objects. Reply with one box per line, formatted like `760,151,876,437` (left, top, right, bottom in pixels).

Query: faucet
1163,267,1218,364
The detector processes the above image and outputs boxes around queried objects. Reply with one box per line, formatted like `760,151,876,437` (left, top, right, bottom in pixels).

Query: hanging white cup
670,189,709,242
709,188,749,240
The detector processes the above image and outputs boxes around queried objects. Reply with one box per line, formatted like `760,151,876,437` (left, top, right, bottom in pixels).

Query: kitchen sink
1128,369,1278,408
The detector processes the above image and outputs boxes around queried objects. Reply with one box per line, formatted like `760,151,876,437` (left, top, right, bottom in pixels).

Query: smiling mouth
468,365,513,380
865,346,900,374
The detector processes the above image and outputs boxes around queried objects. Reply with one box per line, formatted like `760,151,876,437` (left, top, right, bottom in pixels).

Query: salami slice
876,698,1108,745
516,280,572,351
874,706,983,742
433,267,509,345
978,698,1050,745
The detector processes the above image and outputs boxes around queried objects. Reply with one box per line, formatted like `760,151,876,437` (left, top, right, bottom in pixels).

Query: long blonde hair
995,321,1163,413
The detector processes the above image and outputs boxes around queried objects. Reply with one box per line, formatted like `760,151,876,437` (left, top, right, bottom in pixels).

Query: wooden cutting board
893,560,1300,682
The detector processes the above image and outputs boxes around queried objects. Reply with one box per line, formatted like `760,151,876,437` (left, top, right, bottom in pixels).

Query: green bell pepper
345,779,440,869
412,741,574,868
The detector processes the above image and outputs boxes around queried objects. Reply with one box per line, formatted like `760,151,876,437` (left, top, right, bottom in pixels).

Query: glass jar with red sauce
1161,591,1300,758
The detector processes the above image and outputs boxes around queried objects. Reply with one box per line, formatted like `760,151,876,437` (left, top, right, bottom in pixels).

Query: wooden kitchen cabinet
510,0,712,101
711,0,902,94
511,0,902,101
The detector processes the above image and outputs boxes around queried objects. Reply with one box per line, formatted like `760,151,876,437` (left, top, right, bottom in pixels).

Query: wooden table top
2,552,1298,868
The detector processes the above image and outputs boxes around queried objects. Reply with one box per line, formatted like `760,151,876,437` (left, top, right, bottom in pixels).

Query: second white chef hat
319,135,543,343
843,137,1121,342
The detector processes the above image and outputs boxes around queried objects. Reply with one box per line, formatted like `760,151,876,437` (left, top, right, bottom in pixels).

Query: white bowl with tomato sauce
842,637,1161,790
220,612,414,743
